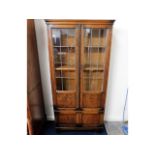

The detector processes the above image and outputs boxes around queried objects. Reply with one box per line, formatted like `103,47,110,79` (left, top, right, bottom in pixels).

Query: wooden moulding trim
45,19,115,25
48,24,78,28
54,108,104,113
55,110,76,114
55,108,77,111
56,90,76,94
82,91,104,94
83,24,113,28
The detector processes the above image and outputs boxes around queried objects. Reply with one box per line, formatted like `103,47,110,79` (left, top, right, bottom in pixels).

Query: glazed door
48,25,80,109
80,25,111,109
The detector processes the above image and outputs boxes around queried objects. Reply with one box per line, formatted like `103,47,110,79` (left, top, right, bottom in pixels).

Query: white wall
34,19,54,120
104,21,128,121
34,19,128,121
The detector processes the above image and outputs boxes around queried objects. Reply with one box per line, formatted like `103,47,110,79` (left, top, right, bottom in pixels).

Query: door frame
48,24,80,109
80,25,113,109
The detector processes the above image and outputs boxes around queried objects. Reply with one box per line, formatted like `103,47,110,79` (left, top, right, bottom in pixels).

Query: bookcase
46,20,115,130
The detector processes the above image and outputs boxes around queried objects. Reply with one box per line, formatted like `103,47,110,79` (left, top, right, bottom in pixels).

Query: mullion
73,29,76,90
67,30,70,90
74,29,76,67
89,29,93,90
96,29,101,91
59,29,64,90
87,29,91,90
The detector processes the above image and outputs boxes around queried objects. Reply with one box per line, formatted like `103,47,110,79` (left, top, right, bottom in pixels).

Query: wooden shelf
85,46,106,48
56,52,75,55
54,46,75,48
83,67,104,71
83,77,104,80
57,52,67,55
55,66,75,71
56,77,75,79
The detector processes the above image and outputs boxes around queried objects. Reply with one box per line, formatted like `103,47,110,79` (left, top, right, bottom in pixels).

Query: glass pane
83,28,108,91
84,29,107,47
84,48,106,68
52,29,75,47
51,28,76,91
55,70,75,90
54,47,75,67
55,70,75,78
83,79,103,91
56,78,76,90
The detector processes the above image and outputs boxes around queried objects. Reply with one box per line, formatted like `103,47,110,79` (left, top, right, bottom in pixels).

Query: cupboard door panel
56,91,76,108
82,92,104,108
80,26,110,109
55,110,77,127
81,112,103,127
57,114,76,124
55,110,103,127
48,25,80,109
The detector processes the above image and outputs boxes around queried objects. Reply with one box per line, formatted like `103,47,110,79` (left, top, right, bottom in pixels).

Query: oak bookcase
46,20,115,130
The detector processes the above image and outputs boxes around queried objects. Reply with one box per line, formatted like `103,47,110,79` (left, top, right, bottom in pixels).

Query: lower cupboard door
82,92,105,108
81,112,103,127
55,111,77,127
55,110,103,128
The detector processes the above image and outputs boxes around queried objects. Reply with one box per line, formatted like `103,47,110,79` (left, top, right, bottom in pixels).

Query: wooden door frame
80,25,113,109
47,24,80,109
